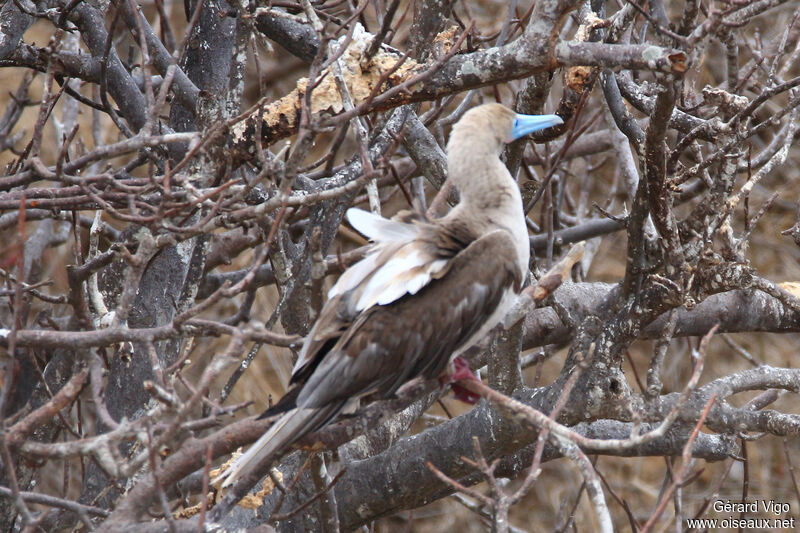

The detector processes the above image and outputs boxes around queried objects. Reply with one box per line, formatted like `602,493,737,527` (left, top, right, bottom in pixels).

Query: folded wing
292,227,522,410
297,208,453,380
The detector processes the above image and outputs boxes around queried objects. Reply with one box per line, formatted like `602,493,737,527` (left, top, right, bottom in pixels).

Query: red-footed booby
215,103,562,488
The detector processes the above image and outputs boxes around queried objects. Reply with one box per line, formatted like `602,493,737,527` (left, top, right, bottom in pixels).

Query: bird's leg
439,356,482,404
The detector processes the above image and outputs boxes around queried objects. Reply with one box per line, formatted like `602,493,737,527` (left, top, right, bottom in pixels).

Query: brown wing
288,294,352,386
294,230,522,410
289,214,460,388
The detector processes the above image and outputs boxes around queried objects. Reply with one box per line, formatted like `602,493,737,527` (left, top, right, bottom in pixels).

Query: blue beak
510,114,563,141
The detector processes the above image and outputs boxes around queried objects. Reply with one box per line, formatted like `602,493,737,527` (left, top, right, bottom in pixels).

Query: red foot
451,383,481,405
439,357,482,405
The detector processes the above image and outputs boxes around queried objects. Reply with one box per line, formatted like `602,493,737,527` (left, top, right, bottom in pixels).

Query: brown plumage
215,103,562,489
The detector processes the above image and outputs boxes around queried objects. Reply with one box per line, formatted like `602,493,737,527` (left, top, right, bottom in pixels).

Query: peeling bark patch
430,25,460,59
668,52,688,73
236,471,283,511
231,26,421,151
565,66,591,91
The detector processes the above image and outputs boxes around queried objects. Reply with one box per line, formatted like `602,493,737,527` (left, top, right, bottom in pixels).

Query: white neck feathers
445,113,530,274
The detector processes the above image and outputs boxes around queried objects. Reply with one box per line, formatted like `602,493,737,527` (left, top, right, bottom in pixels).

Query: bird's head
448,103,563,156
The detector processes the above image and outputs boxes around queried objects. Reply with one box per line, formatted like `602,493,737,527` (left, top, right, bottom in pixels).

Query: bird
215,103,563,488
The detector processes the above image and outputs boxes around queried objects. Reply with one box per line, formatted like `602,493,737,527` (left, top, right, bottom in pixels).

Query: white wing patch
356,247,447,310
327,250,380,299
346,208,417,242
329,208,451,311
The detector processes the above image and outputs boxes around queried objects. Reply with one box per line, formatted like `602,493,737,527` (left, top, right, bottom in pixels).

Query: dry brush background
1,0,800,531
